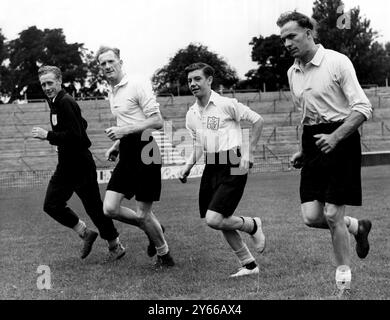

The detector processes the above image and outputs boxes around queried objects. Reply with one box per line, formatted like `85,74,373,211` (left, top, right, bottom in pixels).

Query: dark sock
249,218,258,235
161,251,171,259
244,261,257,270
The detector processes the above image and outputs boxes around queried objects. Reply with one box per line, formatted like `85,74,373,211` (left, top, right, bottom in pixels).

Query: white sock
335,265,351,290
238,217,255,234
234,244,255,266
73,220,87,237
345,217,359,235
108,237,120,250
156,242,169,256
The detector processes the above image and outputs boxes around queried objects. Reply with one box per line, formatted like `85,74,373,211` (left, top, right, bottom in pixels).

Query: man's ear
208,76,213,86
306,28,314,41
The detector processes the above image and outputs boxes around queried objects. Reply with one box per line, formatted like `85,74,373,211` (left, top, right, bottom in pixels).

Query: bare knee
205,211,223,230
302,214,321,227
103,201,119,218
324,204,345,228
136,206,153,229
301,201,327,228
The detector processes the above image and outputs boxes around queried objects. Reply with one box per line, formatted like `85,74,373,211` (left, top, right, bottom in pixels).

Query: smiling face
280,20,314,60
39,72,62,99
187,68,212,99
98,50,124,85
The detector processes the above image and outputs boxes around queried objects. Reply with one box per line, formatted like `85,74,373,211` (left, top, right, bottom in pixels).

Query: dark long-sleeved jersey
46,90,92,166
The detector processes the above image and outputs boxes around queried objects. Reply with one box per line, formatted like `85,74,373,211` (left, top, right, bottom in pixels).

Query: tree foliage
152,43,238,95
6,26,87,100
247,0,390,89
0,29,12,97
312,0,390,85
244,35,293,91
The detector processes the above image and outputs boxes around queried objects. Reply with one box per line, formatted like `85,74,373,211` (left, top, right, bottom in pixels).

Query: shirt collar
112,74,129,90
292,44,325,71
195,90,220,110
51,90,65,104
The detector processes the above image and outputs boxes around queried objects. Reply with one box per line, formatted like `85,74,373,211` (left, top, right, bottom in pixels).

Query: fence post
382,122,384,136
273,100,276,113
24,137,27,155
378,96,381,109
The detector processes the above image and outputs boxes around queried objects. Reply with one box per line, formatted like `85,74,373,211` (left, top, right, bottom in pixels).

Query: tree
79,48,109,98
245,35,293,91
312,0,388,85
0,28,13,98
7,26,87,100
152,43,238,96
0,29,6,62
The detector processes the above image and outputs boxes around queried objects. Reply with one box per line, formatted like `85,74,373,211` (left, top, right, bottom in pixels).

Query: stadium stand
1,88,389,178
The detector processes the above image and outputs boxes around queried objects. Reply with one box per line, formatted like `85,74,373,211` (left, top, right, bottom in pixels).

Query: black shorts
107,131,162,202
199,149,247,218
300,122,362,206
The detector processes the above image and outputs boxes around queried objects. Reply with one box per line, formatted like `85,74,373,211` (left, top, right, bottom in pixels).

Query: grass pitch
0,166,389,300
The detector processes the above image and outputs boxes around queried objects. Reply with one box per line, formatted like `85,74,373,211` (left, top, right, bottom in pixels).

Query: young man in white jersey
179,62,266,277
96,46,174,267
277,11,372,295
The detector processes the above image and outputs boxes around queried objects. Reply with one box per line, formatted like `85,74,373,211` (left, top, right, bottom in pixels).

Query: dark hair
95,46,120,61
185,62,214,78
38,65,62,81
276,11,317,32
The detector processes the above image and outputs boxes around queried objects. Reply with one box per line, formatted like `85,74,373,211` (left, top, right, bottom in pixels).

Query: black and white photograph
0,0,389,309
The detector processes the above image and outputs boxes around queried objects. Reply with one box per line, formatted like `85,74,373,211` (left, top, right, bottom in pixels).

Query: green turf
0,166,389,300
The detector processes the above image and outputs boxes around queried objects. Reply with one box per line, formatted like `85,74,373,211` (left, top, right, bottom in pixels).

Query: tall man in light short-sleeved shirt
96,46,174,267
179,62,266,278
277,11,373,294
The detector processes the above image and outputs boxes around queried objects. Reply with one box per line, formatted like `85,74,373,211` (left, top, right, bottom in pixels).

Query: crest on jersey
207,116,220,130
51,114,57,126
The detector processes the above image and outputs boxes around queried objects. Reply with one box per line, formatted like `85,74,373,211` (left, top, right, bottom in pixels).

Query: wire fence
0,156,292,190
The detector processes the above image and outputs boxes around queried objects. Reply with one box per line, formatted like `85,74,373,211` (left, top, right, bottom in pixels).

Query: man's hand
32,127,48,140
105,126,128,141
239,152,254,171
105,147,119,162
314,133,339,154
178,167,191,183
290,151,304,169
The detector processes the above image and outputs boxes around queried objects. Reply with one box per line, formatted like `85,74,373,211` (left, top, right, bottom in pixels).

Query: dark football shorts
300,122,362,206
107,131,162,202
199,149,248,218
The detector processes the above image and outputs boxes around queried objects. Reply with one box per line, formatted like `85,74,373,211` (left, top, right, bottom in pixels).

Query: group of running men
31,11,372,293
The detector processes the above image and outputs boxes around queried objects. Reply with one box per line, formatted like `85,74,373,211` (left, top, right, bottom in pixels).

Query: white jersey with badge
185,90,261,153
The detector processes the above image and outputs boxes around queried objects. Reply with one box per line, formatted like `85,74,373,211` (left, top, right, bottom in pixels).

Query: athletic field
0,166,389,300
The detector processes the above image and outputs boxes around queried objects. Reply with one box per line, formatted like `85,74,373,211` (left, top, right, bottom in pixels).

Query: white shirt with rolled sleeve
109,75,160,126
288,44,372,125
185,90,261,153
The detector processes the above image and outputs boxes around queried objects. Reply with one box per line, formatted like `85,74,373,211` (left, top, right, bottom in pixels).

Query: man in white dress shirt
96,46,174,267
277,11,373,294
179,62,266,277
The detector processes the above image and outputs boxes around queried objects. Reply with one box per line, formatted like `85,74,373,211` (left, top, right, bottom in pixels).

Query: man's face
187,69,212,99
39,72,62,99
98,50,123,83
280,21,312,59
